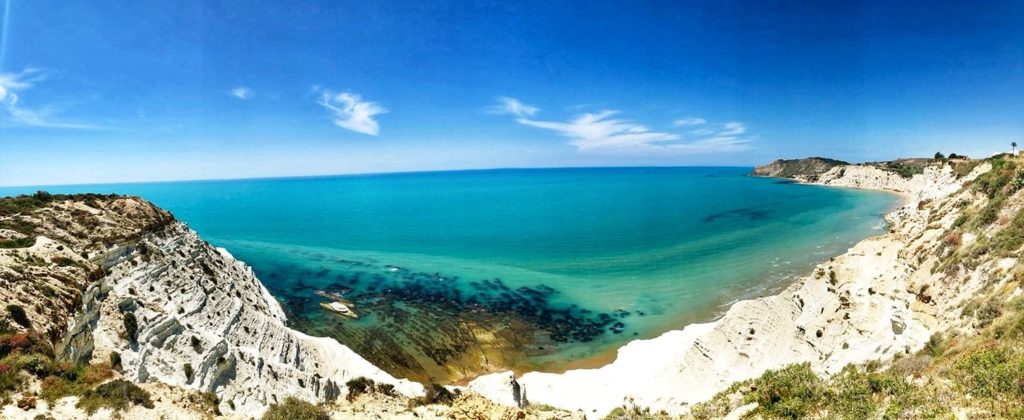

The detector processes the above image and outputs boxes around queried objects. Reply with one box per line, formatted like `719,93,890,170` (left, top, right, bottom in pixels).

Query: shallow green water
0,167,898,370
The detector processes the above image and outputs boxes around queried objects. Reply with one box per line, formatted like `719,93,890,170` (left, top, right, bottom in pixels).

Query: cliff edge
751,157,848,181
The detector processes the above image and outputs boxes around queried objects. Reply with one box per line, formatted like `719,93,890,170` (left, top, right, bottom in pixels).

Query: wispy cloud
518,110,680,151
315,88,386,136
229,87,252,100
0,68,95,129
672,117,706,126
489,96,539,117
496,97,753,153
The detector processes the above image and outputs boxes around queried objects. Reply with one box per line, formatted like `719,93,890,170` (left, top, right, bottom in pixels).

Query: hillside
750,157,849,181
692,156,1023,418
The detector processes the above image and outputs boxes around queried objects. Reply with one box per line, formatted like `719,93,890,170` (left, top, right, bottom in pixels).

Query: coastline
468,162,991,417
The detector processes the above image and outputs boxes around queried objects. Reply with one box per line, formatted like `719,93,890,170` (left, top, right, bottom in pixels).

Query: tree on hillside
1013,142,1018,155
934,152,945,160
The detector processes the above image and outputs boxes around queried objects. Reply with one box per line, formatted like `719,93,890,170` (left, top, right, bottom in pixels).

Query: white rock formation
59,222,422,417
814,163,990,202
469,162,995,417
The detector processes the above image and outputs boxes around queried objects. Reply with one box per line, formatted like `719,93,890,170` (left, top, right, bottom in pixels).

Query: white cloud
490,96,539,117
672,117,706,126
0,68,95,129
501,100,754,153
518,110,680,151
315,89,386,136
229,87,252,100
719,121,747,136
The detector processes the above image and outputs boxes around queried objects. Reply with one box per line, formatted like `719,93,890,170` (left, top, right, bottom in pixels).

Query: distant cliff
751,157,848,181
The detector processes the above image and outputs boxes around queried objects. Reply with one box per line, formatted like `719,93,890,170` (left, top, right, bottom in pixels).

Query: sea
0,167,899,379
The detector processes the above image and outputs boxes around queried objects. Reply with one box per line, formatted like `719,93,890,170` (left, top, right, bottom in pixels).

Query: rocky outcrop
813,163,990,202
751,157,848,181
470,160,1000,417
65,221,422,417
1,195,422,418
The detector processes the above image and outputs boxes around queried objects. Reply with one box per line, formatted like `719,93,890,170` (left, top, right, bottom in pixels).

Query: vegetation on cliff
692,294,1024,419
751,157,849,180
695,156,1024,419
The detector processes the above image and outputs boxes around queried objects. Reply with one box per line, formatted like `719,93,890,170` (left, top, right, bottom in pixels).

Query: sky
0,0,1022,186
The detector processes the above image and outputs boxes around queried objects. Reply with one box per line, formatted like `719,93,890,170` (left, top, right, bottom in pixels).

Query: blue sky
1,0,1022,186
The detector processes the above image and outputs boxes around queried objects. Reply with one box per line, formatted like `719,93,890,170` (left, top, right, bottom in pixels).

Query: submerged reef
259,256,633,383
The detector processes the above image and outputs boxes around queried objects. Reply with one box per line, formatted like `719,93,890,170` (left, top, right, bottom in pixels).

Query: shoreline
467,162,987,417
459,173,907,381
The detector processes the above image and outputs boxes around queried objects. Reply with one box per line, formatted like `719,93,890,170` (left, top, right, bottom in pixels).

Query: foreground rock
0,195,420,417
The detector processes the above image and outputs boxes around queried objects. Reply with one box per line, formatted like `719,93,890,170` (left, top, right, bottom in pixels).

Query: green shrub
602,405,674,419
76,379,153,414
40,376,88,403
188,391,221,415
6,305,30,329
109,352,122,371
0,363,24,397
345,376,375,401
977,300,1003,328
743,363,824,418
920,332,946,357
409,383,458,407
0,236,35,249
377,382,397,397
261,397,330,420
122,313,138,343
954,346,1024,399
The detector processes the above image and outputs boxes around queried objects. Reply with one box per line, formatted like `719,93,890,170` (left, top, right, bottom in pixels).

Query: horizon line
0,163,761,190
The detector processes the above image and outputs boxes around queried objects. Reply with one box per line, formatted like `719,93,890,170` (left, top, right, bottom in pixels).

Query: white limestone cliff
59,222,422,417
468,162,996,417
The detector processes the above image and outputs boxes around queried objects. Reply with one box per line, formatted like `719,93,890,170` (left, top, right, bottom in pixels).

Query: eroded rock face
64,221,422,416
1,195,422,418
1,195,174,345
814,163,990,202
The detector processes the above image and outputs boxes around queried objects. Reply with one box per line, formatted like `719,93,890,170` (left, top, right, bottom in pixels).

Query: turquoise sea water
0,167,898,370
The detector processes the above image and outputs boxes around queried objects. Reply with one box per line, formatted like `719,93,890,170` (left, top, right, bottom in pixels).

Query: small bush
40,376,86,403
77,379,154,414
977,300,1003,328
109,352,122,370
122,313,138,343
919,332,946,357
184,363,194,383
345,376,375,401
261,397,330,420
188,391,221,415
39,363,113,403
744,363,824,418
954,346,1024,399
6,305,30,329
411,383,457,407
0,363,24,396
377,382,397,397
